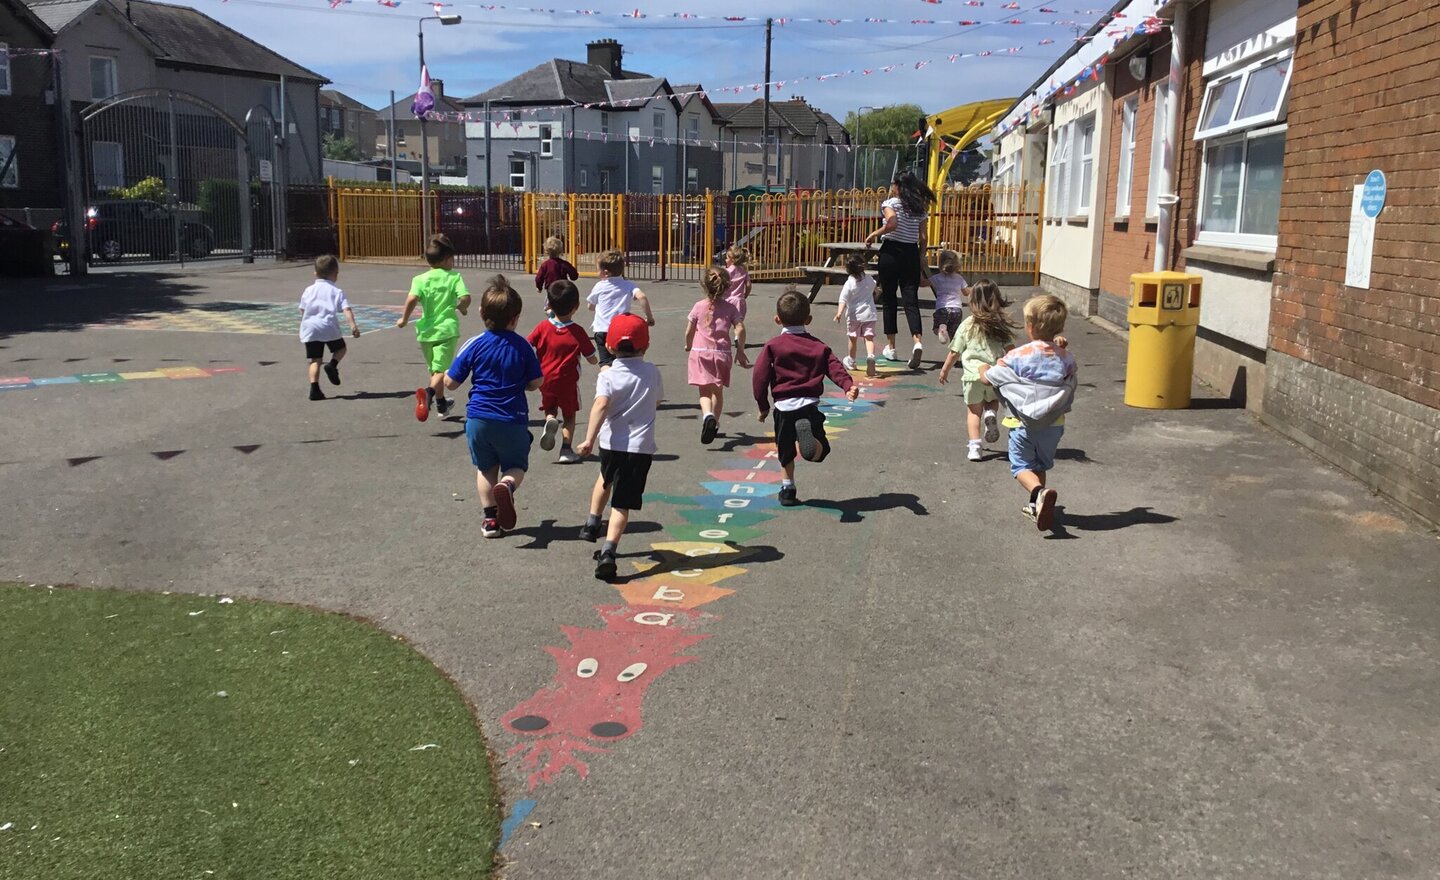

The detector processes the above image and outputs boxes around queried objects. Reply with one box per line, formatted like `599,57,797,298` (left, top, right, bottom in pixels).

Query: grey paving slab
1,264,1438,880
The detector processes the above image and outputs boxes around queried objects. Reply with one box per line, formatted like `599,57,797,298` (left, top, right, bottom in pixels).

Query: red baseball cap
607,314,650,353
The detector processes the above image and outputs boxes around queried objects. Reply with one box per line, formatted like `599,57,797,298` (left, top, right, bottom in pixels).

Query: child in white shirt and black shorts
298,255,360,401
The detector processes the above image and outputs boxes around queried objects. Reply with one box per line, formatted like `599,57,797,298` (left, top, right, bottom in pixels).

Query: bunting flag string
306,0,1112,27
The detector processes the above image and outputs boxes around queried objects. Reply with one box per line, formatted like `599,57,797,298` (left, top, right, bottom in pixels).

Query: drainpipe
1154,2,1188,271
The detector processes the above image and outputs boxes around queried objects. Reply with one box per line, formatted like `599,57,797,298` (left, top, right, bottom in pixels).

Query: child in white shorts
833,253,879,378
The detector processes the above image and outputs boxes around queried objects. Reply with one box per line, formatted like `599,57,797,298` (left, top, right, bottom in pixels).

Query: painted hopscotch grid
89,302,407,336
0,365,245,394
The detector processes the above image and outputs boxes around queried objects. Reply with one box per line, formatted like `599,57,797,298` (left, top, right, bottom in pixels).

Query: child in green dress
937,280,1015,461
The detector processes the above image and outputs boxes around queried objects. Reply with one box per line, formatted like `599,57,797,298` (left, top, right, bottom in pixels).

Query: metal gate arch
78,88,259,265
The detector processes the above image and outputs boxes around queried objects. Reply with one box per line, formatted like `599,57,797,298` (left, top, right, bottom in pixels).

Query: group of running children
296,233,1077,578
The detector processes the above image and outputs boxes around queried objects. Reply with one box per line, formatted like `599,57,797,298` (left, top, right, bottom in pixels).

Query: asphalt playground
2,261,1438,879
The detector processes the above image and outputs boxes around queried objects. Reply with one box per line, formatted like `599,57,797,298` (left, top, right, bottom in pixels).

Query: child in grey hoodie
979,294,1077,530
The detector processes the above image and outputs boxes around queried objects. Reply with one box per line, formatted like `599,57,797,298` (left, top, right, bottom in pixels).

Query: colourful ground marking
83,302,406,335
0,365,244,393
498,373,904,829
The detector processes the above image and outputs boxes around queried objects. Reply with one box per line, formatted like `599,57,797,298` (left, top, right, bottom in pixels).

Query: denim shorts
1008,423,1064,477
465,417,532,472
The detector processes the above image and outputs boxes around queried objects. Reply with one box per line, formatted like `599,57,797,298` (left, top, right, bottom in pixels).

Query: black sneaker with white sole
795,419,822,462
578,520,602,542
323,361,341,386
778,484,799,507
436,396,454,417
593,549,618,580
481,518,503,538
700,414,719,444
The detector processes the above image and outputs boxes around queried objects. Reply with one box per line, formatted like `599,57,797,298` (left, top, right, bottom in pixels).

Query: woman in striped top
864,172,936,370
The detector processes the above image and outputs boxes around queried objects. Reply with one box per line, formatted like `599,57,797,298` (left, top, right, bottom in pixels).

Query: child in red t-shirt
527,279,598,463
534,236,579,295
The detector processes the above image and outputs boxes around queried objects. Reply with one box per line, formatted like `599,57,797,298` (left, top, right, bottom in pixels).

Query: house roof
320,89,374,113
23,0,327,81
463,57,653,106
380,89,466,118
605,76,668,107
2,0,57,40
816,111,850,143
673,84,727,123
716,99,803,136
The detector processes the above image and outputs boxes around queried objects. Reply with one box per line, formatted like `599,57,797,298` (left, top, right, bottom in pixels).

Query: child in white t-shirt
575,314,664,581
587,248,655,369
928,249,970,344
298,254,360,401
833,253,879,378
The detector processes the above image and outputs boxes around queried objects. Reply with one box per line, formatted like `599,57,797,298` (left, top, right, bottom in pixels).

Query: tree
844,104,927,148
322,133,364,162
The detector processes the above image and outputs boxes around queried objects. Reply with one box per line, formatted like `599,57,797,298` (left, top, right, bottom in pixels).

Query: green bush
110,176,169,202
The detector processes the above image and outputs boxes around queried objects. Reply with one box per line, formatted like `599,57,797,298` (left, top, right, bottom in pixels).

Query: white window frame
92,140,123,190
0,135,17,188
1072,113,1096,216
1047,123,1071,220
686,165,698,192
1146,81,1169,218
994,156,1016,190
579,167,588,188
1195,123,1287,251
508,157,526,191
651,164,664,193
1116,97,1137,215
538,124,554,158
90,55,118,101
1195,49,1293,141
599,111,610,135
0,43,11,96
652,110,664,139
687,114,700,140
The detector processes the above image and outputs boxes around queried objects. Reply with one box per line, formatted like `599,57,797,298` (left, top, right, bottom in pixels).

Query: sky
194,0,1090,127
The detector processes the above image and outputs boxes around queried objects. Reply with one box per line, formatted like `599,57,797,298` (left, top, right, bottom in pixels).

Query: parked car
53,200,215,262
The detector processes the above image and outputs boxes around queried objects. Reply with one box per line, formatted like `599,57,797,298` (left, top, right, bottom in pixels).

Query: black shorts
593,331,615,367
773,403,830,467
599,448,653,511
304,338,346,360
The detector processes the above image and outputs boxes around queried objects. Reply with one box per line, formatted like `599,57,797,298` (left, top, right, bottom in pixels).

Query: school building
992,0,1439,523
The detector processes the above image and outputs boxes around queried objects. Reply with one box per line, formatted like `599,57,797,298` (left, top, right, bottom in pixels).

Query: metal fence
329,182,1041,283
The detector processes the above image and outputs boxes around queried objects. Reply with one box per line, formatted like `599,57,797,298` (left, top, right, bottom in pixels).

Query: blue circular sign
1361,169,1386,218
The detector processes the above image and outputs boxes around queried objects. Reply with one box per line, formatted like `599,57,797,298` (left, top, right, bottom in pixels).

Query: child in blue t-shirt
445,274,543,539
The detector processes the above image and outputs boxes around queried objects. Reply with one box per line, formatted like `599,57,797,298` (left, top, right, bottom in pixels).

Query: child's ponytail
702,266,729,325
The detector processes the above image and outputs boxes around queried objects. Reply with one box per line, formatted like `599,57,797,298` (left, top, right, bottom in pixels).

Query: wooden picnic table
798,241,940,301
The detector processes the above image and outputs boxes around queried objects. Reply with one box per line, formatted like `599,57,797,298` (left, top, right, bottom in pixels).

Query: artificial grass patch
0,584,499,879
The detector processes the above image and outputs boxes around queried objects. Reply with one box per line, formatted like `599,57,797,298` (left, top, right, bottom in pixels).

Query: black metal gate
77,89,265,266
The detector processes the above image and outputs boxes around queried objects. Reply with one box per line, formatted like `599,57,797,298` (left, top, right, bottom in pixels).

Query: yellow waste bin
1124,271,1201,409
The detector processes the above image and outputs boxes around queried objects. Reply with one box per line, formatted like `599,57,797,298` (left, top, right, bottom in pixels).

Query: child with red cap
574,313,664,580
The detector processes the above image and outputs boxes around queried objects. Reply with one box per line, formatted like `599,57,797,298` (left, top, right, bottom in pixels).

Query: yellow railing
332,183,1041,283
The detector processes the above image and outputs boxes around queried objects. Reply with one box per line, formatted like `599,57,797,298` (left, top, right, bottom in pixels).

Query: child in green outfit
938,280,1015,461
397,233,472,421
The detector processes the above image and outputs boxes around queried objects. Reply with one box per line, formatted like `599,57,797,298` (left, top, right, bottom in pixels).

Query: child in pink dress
724,245,752,368
684,266,742,445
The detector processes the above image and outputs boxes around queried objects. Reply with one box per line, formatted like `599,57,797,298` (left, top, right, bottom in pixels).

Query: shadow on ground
0,273,212,339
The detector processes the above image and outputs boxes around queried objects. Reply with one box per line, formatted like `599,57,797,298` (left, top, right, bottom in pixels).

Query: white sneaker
842,356,856,371
539,416,560,451
907,342,923,370
967,444,983,462
882,345,898,362
983,410,999,444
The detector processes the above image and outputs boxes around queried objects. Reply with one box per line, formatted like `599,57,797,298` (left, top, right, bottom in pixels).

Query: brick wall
0,6,64,216
1265,0,1440,523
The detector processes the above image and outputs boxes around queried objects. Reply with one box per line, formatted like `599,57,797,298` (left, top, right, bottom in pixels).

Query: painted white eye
617,662,647,682
577,658,598,678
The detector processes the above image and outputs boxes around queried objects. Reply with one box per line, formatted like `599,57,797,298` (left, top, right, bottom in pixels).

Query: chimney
587,39,623,79
430,79,444,99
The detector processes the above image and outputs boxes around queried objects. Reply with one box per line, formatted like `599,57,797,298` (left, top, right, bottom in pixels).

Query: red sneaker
414,388,429,422
493,479,517,530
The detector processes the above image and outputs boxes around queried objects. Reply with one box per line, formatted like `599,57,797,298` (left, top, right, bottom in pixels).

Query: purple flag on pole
411,65,435,118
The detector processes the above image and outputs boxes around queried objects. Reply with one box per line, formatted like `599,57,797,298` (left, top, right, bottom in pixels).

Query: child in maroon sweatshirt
534,236,579,295
753,287,860,506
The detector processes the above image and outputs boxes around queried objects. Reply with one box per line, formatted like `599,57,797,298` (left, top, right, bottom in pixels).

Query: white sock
968,439,982,448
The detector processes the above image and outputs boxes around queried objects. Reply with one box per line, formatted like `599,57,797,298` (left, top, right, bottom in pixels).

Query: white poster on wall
1345,185,1374,289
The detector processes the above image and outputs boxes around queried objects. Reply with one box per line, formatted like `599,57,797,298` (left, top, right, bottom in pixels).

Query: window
539,124,553,158
509,158,526,190
1073,114,1095,215
651,164,663,194
1197,126,1285,248
89,56,117,101
1047,123,1071,219
686,166,698,192
687,114,700,141
579,168,588,188
0,136,17,188
0,43,11,96
92,141,123,190
1146,81,1169,218
598,168,610,192
1116,97,1136,215
1195,51,1292,140
652,111,664,139
600,111,610,135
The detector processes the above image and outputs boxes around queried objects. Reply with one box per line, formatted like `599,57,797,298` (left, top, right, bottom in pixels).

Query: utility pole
389,89,397,193
54,51,86,276
761,17,772,192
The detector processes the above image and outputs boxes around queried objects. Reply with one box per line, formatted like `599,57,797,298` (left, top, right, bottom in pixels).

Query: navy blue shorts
465,417,532,472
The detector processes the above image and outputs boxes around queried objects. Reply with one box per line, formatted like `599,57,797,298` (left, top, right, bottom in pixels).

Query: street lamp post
418,13,461,243
483,93,513,258
856,106,876,190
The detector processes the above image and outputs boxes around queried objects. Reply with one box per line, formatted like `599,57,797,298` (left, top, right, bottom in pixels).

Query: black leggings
876,239,923,338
